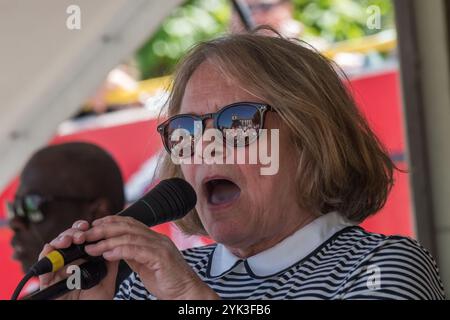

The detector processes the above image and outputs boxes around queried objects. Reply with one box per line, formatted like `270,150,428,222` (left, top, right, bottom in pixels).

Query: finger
50,229,86,247
92,215,123,226
102,244,153,265
59,227,86,240
72,220,90,230
85,234,152,257
92,215,146,228
83,220,152,243
38,243,55,260
38,243,57,288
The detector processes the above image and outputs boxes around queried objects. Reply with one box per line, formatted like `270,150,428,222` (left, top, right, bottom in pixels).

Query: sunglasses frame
7,194,95,224
157,101,273,156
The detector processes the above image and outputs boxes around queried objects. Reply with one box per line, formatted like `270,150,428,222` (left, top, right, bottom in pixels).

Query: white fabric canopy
0,0,182,188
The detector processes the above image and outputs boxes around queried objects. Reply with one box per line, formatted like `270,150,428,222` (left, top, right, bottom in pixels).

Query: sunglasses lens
24,195,42,212
164,116,199,157
217,105,262,147
28,210,44,223
21,195,45,223
6,196,44,223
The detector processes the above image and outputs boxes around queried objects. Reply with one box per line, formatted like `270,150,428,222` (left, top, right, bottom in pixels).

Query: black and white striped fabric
115,222,445,300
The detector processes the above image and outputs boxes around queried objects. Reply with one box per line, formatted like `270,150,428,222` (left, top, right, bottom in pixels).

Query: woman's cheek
180,164,195,185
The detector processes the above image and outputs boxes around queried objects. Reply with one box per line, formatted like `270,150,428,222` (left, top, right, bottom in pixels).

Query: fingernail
76,221,85,229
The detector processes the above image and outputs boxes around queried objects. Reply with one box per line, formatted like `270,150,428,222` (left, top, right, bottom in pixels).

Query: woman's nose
194,119,225,161
202,117,214,130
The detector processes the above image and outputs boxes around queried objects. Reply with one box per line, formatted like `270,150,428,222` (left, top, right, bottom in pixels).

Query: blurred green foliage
136,0,230,79
292,0,394,42
135,0,393,79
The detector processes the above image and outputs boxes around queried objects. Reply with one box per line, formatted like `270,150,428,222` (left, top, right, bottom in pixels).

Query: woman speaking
39,30,445,300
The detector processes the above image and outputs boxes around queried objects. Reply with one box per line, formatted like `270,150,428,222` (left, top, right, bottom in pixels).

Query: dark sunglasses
157,102,273,157
6,194,93,224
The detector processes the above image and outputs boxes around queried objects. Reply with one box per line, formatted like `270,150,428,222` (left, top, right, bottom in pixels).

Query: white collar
207,211,356,278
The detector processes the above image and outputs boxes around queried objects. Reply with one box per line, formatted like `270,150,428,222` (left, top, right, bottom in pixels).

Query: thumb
38,243,57,289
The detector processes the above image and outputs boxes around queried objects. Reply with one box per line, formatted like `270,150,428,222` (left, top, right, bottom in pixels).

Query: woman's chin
206,220,249,246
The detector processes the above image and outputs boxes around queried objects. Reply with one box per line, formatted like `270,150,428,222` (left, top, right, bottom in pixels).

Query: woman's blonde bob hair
158,28,395,236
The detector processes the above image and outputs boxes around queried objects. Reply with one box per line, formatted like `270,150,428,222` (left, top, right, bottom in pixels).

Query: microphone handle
56,240,102,267
25,258,107,300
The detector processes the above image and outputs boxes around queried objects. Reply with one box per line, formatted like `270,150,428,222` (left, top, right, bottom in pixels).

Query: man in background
7,142,130,293
230,0,303,38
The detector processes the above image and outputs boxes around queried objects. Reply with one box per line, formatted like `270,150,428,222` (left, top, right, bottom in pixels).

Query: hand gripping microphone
11,178,197,300
32,177,197,276
24,257,108,300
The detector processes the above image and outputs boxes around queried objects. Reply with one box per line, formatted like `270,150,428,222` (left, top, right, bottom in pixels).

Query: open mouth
204,178,241,207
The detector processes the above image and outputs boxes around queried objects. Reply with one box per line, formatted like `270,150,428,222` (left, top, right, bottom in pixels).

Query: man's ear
87,198,111,222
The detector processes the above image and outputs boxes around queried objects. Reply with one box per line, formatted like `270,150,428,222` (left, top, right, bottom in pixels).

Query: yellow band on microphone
46,251,64,272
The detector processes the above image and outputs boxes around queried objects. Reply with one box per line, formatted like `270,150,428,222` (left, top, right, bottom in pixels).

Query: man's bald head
18,142,125,213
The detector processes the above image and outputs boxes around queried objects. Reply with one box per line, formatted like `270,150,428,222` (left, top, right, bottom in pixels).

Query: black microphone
29,178,197,277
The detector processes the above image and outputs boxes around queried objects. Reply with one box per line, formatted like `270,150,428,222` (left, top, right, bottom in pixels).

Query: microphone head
120,178,197,227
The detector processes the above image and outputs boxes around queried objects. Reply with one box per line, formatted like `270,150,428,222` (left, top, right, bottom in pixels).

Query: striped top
115,212,445,300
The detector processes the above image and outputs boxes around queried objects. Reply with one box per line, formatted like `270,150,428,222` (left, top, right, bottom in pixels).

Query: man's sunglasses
157,102,273,157
248,0,288,13
7,194,93,224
